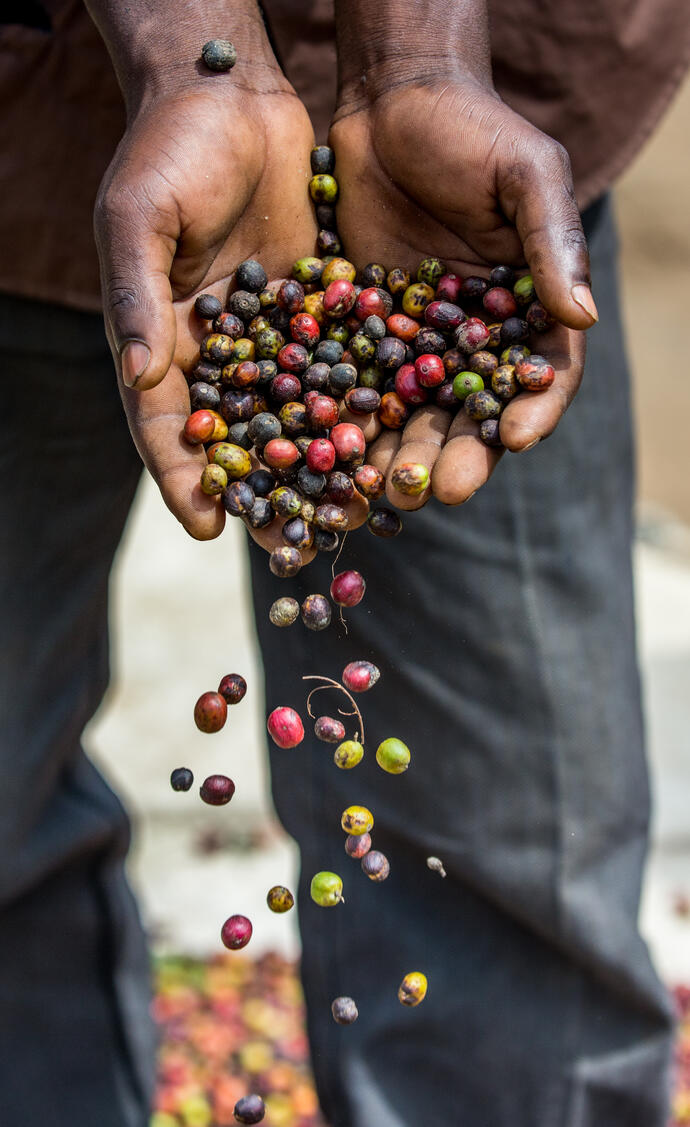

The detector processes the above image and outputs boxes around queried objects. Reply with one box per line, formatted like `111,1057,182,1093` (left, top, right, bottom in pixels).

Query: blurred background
83,78,690,1124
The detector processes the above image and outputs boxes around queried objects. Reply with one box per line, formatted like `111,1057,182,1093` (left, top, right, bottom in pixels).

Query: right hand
95,80,317,541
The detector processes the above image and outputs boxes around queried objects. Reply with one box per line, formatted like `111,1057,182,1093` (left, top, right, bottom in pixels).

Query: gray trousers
0,196,674,1126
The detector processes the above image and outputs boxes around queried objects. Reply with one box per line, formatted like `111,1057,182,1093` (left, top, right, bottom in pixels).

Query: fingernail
523,437,541,451
571,284,598,324
121,340,150,387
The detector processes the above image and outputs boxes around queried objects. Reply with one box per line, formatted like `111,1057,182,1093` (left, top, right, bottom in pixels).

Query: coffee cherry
266,886,294,913
313,528,340,553
282,517,313,551
194,691,227,733
391,463,430,496
341,806,374,835
334,740,364,769
424,301,465,332
314,716,346,743
526,300,555,333
398,972,428,1007
222,481,255,516
344,387,381,414
310,871,344,907
184,409,216,445
267,706,304,749
464,390,502,421
170,767,193,792
483,286,518,320
201,39,237,71
269,597,300,627
236,259,267,293
376,737,411,774
479,419,503,447
323,279,356,318
361,850,390,881
331,997,358,1025
378,391,409,428
386,266,411,295
500,316,529,346
221,914,253,950
270,486,302,518
345,832,371,859
436,273,463,302
200,464,228,495
330,570,365,607
307,438,336,473
353,464,385,499
513,273,536,305
367,508,402,538
218,673,247,705
310,145,335,175
200,774,235,805
342,661,380,693
195,293,223,320
306,393,339,430
354,287,387,321
301,594,332,631
233,1094,265,1124
516,355,555,390
452,371,484,400
247,498,274,529
325,471,355,506
269,547,302,578
460,276,489,302
469,350,498,379
211,442,252,479
435,381,457,409
376,336,407,370
226,421,252,449
322,257,356,285
309,174,339,204
416,256,445,287
427,856,447,878
492,364,519,400
414,353,446,388
455,318,490,354
402,282,434,318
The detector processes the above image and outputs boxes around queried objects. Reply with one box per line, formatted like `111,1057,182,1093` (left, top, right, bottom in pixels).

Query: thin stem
302,673,365,745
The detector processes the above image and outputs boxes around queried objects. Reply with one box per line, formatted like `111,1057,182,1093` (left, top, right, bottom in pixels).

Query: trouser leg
0,296,154,1127
248,196,674,1127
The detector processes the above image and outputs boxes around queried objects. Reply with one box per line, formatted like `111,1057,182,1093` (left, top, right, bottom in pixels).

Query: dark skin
88,0,596,549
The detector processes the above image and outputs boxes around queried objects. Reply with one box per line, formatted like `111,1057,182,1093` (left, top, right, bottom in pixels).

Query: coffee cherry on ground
247,498,274,529
334,740,364,769
201,39,237,71
455,317,491,354
195,293,223,320
331,997,359,1025
221,914,253,951
267,706,304,749
513,273,536,305
492,364,519,401
378,391,409,429
376,737,411,774
233,1094,266,1124
306,437,335,473
170,767,194,792
313,528,340,552
317,504,349,534
200,464,228,495
314,716,346,743
368,508,402,538
516,355,556,390
310,871,344,907
427,856,447,878
479,418,503,447
330,570,365,607
218,673,247,705
414,353,446,388
200,774,235,805
353,464,385,499
361,850,390,881
342,661,380,693
345,832,371,859
269,547,302,578
269,597,300,627
464,390,502,421
301,594,332,631
391,463,430,497
500,316,529,347
266,886,295,913
194,691,227,733
184,409,216,444
398,972,428,1007
341,806,374,835
222,481,255,516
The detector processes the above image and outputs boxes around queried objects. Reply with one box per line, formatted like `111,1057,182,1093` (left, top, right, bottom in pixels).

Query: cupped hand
329,82,595,509
95,81,318,541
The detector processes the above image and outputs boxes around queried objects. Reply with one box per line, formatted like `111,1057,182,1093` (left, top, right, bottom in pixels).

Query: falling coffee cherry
199,774,235,806
345,832,371,859
333,740,364,769
170,767,193,792
266,886,295,913
310,871,344,907
314,716,346,743
341,806,374,835
194,691,227,733
330,570,366,607
221,914,253,950
218,673,247,705
267,707,305,749
342,660,380,693
398,972,428,1007
331,997,358,1025
361,851,390,882
376,737,411,774
233,1094,265,1124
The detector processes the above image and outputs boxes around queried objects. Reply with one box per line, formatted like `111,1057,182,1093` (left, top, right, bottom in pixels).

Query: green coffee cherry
310,871,343,907
375,737,411,774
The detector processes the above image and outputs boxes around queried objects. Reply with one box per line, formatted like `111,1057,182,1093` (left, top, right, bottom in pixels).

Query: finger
499,139,598,331
499,324,585,452
385,407,452,510
366,428,403,477
432,410,503,505
121,367,225,540
95,183,177,390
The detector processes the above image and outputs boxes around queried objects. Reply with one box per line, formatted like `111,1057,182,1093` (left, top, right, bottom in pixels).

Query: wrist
334,1,493,113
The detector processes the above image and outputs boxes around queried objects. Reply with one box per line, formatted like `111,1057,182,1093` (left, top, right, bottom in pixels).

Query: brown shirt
0,0,687,313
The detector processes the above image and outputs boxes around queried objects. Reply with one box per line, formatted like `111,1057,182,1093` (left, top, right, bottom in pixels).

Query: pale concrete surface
85,475,690,980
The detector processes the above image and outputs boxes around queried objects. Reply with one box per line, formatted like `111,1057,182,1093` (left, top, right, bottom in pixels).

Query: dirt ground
617,77,690,525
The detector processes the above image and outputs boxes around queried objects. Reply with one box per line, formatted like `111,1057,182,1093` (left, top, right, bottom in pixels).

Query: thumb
500,138,598,331
94,183,177,390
